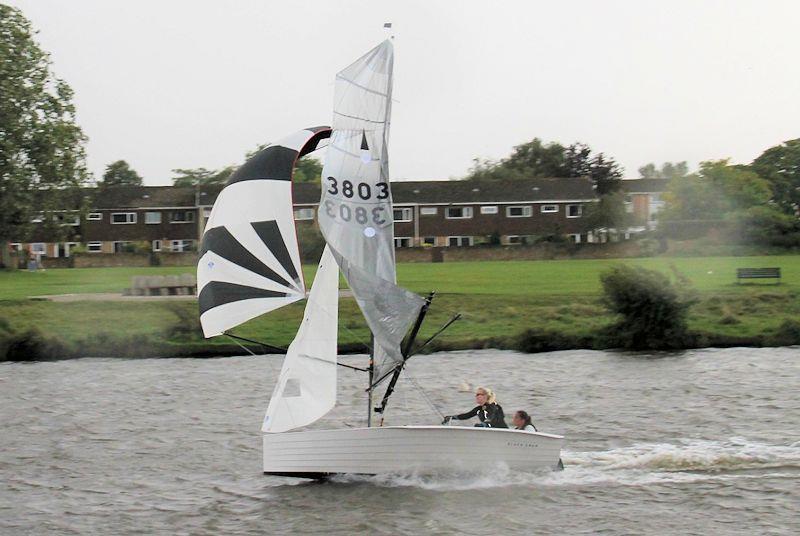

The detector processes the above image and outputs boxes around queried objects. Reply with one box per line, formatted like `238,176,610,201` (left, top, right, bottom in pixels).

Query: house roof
621,179,670,194
89,186,197,209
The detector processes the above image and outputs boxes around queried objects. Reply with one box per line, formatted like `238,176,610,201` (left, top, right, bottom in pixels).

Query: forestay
262,246,339,433
198,126,331,338
317,40,424,385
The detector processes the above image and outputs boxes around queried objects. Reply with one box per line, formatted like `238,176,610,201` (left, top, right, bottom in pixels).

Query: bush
296,223,326,263
600,265,695,349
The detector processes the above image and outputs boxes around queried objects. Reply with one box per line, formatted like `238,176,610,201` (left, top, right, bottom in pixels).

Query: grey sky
9,0,800,185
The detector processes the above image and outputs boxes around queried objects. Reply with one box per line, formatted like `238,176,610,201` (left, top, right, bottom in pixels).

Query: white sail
317,40,424,385
198,127,330,338
262,246,339,433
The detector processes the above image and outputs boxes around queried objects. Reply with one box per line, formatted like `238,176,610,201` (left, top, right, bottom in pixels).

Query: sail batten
318,40,424,385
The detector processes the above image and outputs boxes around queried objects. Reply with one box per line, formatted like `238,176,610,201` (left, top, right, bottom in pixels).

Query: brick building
9,178,667,258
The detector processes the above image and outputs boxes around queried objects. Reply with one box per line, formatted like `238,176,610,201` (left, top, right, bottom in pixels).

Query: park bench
736,267,781,284
125,273,197,296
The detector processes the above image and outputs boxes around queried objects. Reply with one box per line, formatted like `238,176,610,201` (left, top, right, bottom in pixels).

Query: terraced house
9,178,666,259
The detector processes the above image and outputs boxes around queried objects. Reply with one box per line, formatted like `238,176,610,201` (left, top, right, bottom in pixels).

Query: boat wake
330,438,800,490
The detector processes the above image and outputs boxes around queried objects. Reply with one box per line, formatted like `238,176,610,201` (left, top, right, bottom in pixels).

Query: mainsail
317,40,425,385
262,246,339,433
198,127,331,337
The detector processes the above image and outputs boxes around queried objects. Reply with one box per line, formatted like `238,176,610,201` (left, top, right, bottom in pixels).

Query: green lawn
1,255,798,300
1,255,798,358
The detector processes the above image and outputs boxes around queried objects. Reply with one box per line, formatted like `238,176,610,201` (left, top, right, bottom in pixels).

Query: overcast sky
8,0,800,185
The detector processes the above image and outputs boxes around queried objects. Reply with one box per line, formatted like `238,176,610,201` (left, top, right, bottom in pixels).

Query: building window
422,236,437,246
445,206,473,219
540,205,558,213
152,240,162,252
393,208,413,222
506,235,523,245
171,239,195,252
9,243,22,252
506,205,532,218
113,241,130,253
30,214,44,223
87,212,102,221
567,204,583,218
420,207,437,216
480,205,498,214
87,242,103,253
294,208,315,221
55,213,80,226
171,210,195,223
145,211,162,224
569,234,582,244
111,212,137,224
447,236,473,247
394,237,412,248
30,243,46,255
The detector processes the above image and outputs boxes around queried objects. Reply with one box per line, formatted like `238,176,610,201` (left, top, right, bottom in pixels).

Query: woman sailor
442,387,508,428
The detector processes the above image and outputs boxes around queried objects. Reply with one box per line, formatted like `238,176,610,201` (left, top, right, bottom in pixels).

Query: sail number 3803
326,177,388,201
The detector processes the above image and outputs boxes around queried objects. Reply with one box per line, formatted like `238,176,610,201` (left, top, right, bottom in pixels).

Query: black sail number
376,182,389,200
326,177,338,195
323,198,387,226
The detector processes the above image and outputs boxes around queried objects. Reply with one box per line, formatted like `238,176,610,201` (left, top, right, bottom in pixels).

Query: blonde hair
475,387,496,404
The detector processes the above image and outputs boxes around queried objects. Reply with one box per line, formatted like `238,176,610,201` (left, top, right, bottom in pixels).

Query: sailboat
198,40,563,478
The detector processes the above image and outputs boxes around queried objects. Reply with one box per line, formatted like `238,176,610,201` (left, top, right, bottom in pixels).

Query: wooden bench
736,267,781,284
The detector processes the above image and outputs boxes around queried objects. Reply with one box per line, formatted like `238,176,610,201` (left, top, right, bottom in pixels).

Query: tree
638,162,689,180
294,157,323,183
171,166,235,187
101,160,142,188
582,190,630,233
0,5,89,267
465,137,624,194
751,138,800,215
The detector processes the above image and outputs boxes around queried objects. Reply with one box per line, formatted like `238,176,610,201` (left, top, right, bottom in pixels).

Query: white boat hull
263,425,564,478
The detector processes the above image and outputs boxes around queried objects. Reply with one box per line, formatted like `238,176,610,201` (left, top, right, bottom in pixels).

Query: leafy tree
660,160,772,222
294,157,323,183
638,162,689,180
0,5,89,267
171,166,235,187
582,191,630,233
465,138,623,193
101,160,142,188
751,138,800,215
600,265,694,349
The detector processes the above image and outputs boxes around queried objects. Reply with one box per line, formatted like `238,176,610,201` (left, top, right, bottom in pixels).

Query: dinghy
198,39,564,478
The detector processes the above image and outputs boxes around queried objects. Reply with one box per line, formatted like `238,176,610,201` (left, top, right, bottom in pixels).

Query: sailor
512,410,537,432
442,387,508,428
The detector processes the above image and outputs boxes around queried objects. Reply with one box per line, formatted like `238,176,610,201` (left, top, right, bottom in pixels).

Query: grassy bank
1,255,799,360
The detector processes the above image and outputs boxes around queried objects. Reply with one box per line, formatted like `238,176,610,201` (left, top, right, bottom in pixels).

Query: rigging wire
404,368,446,422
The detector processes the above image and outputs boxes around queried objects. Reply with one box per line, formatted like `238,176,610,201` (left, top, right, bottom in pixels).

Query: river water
1,348,798,535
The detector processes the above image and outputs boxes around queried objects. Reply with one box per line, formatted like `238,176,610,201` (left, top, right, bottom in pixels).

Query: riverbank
1,255,799,360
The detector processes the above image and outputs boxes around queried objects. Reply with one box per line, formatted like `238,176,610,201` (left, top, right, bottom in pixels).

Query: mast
367,335,375,426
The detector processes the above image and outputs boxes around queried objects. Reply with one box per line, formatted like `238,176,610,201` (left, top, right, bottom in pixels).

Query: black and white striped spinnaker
198,127,331,338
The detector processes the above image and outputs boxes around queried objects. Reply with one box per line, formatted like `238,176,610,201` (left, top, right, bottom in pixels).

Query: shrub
600,265,695,349
770,319,800,346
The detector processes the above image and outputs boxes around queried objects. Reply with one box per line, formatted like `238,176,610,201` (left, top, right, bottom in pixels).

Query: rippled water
1,348,798,535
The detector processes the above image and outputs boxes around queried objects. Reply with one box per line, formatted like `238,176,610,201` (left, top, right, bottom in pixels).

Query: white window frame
480,205,498,215
30,214,44,223
113,241,130,253
152,240,162,252
111,212,137,224
569,233,582,244
144,211,162,224
9,243,22,252
506,205,532,218
294,208,315,221
87,212,103,221
393,207,413,222
170,210,195,223
447,236,474,247
540,205,558,214
420,207,438,216
55,213,80,226
87,242,103,253
170,239,194,252
506,235,523,245
445,206,473,219
30,242,46,254
567,204,583,218
394,237,412,248
422,236,437,247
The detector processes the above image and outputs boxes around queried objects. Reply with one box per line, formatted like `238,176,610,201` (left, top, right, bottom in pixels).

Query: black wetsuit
453,403,508,428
